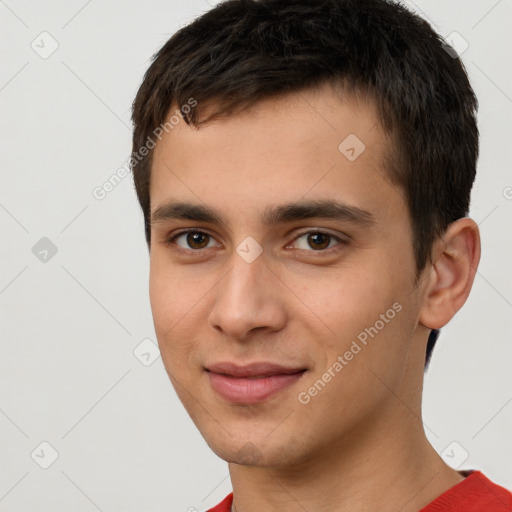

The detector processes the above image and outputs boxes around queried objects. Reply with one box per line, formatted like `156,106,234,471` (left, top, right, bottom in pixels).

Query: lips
205,362,307,404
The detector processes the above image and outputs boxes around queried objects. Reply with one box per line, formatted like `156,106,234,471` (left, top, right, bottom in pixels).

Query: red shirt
207,471,512,512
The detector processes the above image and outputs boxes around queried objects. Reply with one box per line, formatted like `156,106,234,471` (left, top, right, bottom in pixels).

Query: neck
228,377,463,512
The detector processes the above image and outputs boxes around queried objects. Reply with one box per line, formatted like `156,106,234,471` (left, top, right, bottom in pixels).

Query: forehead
149,84,402,226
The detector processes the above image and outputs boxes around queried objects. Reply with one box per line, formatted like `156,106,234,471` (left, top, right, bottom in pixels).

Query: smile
205,362,307,404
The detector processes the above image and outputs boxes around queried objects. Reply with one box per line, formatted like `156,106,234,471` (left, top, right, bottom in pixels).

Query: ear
418,217,481,330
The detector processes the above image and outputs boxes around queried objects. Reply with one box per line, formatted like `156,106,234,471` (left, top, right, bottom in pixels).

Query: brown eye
165,230,218,251
185,231,210,249
306,232,331,250
291,230,344,252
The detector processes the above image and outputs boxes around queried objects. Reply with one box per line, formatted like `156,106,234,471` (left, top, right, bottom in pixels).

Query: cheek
306,268,395,337
307,265,411,378
149,275,173,339
149,258,202,327
149,268,202,366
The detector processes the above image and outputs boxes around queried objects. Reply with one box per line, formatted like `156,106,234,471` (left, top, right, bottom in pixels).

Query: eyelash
163,229,347,256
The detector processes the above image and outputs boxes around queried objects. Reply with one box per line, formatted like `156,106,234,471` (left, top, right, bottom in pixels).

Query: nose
207,247,288,341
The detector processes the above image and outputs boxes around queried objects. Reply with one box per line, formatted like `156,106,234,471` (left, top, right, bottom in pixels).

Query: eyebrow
151,199,377,229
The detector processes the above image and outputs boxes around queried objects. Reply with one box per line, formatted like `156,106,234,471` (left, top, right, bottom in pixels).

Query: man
130,0,512,510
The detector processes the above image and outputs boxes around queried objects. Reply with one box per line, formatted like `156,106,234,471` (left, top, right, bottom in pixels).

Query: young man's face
148,83,429,467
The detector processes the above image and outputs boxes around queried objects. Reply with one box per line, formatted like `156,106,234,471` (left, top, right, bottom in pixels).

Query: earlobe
418,217,481,330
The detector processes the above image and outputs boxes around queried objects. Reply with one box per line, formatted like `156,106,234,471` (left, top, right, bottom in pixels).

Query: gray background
1,0,511,511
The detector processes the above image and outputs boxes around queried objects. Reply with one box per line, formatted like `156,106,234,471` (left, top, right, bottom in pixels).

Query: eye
165,230,219,251
289,230,347,253
163,229,347,256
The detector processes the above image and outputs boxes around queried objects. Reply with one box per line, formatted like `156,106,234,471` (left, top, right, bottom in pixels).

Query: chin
203,429,309,468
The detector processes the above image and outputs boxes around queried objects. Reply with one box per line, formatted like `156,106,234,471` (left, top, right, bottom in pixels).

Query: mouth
205,362,308,404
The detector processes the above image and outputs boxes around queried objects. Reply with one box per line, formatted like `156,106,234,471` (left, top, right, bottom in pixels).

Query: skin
148,82,481,512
